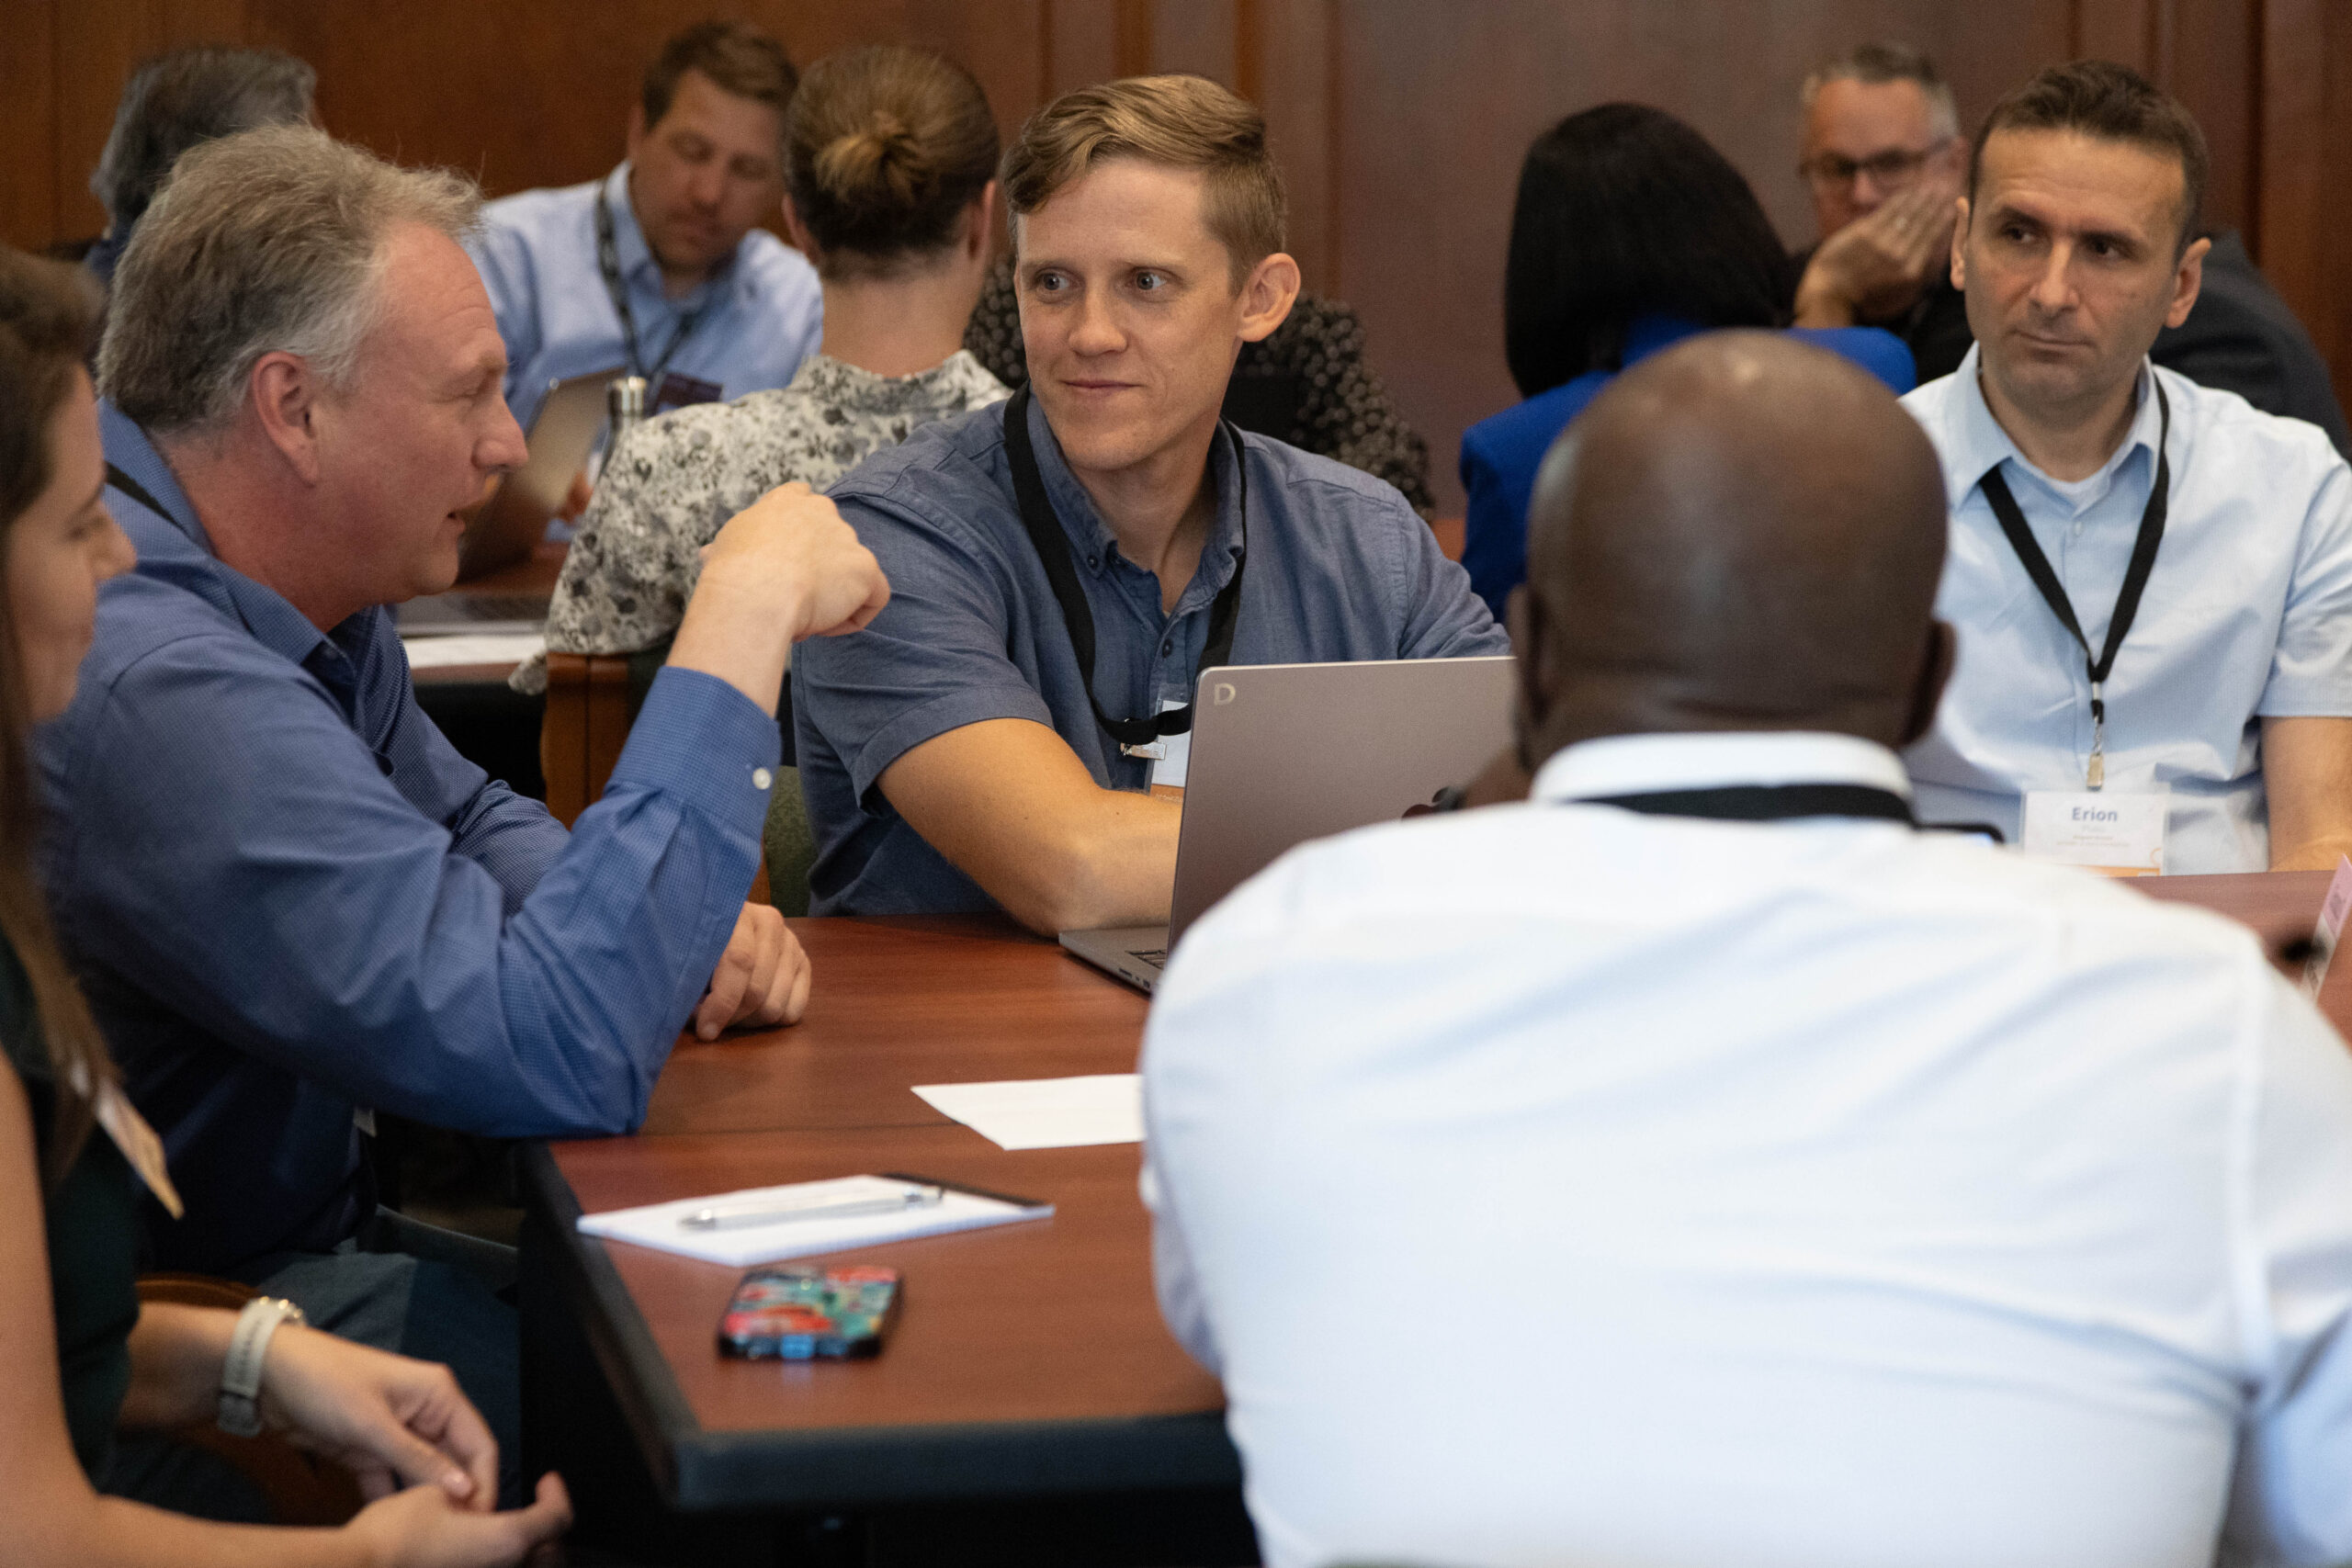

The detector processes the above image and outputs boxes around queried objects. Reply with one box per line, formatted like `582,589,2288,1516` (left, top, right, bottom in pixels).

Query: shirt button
1160,640,1174,657
752,768,774,791
1087,555,1100,570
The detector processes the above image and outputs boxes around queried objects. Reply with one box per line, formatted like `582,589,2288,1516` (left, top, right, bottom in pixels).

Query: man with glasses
1791,43,1973,380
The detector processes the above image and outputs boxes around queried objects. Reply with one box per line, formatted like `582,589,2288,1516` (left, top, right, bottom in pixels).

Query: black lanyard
1579,783,1917,825
1001,385,1248,753
594,186,710,386
1977,379,2171,790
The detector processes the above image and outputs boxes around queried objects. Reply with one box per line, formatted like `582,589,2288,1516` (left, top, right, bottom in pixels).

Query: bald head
1514,332,1951,767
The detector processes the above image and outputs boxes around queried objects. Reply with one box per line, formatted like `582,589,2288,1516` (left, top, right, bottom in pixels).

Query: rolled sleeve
798,492,1057,803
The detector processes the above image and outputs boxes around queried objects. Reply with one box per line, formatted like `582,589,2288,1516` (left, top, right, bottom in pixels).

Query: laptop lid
1166,656,1517,944
457,367,622,581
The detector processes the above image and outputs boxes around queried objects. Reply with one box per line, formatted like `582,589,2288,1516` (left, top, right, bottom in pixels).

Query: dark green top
2,937,139,1477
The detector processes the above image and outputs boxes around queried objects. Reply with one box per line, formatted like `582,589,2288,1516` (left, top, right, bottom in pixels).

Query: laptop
1059,655,1517,992
397,367,621,636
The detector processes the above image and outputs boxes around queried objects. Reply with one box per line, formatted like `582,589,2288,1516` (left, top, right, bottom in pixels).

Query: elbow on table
978,821,1145,938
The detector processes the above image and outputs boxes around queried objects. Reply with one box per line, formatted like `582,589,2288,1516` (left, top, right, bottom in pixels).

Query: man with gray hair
38,124,888,1495
1789,42,1973,378
83,45,317,288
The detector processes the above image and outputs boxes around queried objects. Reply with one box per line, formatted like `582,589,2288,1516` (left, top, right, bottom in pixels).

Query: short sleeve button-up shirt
1902,347,2352,872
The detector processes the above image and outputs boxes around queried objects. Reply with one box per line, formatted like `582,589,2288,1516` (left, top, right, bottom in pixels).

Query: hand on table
346,1472,572,1568
1793,185,1962,326
695,901,812,1040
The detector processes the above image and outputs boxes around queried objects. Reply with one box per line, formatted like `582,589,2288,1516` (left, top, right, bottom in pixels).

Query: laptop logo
1212,682,1237,705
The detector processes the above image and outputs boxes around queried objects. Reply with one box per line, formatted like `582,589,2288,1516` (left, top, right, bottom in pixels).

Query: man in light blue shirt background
1902,62,2352,874
465,19,822,434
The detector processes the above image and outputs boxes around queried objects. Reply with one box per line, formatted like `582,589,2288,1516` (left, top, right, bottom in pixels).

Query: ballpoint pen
679,1186,945,1231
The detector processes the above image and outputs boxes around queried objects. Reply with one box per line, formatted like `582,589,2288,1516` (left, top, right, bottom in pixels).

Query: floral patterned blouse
513,350,1007,693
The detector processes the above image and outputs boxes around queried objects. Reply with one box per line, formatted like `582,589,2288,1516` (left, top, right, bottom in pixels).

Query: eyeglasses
1799,142,1950,192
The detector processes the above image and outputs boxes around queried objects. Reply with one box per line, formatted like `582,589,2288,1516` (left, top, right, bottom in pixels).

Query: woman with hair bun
523,44,1007,708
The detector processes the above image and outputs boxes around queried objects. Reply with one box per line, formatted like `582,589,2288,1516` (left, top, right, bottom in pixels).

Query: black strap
594,185,709,387
1580,783,1917,826
1001,385,1247,750
105,463,172,524
1977,380,2171,749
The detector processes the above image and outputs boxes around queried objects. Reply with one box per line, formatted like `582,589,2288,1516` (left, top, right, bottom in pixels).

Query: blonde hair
1001,74,1285,286
786,45,998,279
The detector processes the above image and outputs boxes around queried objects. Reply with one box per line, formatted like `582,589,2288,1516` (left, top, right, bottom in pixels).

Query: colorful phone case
717,1264,901,1360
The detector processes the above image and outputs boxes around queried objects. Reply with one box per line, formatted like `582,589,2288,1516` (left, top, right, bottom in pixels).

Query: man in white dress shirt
1141,333,2352,1568
1901,61,2352,873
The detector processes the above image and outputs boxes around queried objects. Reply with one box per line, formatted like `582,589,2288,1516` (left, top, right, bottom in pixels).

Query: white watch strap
217,1296,305,1438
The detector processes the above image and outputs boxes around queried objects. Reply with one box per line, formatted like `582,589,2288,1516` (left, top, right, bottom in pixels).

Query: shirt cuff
607,665,783,835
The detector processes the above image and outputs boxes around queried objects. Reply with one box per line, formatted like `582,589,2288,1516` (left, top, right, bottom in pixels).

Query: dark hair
642,19,797,138
0,248,123,1183
1504,104,1794,400
786,46,998,277
1970,60,2208,255
89,46,315,233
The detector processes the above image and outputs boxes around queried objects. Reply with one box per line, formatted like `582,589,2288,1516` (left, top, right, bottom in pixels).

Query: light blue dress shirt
1903,346,2352,872
1146,729,2352,1568
36,404,780,1274
466,162,823,431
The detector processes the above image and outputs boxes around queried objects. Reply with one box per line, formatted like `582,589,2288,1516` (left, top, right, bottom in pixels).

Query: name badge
74,1066,184,1219
2020,791,2167,874
1149,698,1192,790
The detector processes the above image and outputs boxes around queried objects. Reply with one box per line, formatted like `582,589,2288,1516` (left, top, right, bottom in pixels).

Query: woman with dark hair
0,246,567,1564
1460,103,1916,616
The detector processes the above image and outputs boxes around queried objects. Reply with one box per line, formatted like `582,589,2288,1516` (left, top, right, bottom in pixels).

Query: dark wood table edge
519,1142,1241,1514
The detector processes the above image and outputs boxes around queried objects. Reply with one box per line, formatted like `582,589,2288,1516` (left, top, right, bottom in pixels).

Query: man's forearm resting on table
2264,716,2352,871
881,717,1182,933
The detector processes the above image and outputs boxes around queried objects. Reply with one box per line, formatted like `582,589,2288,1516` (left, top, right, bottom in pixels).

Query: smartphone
717,1264,902,1360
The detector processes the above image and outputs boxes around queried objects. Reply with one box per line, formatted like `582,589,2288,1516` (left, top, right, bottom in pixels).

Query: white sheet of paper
912,1074,1145,1150
2020,790,2167,873
401,632,545,669
577,1174,1051,1267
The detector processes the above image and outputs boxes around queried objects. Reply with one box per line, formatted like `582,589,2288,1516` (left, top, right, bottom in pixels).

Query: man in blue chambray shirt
465,19,822,434
40,126,886,1491
795,76,1505,930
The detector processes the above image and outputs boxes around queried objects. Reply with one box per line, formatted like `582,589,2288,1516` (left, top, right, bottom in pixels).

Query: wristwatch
217,1296,306,1438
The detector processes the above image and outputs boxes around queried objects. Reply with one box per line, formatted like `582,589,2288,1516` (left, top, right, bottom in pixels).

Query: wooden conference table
519,873,2352,1548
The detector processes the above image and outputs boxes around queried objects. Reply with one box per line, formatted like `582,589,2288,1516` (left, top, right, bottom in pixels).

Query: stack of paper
911,1075,1144,1150
578,1174,1051,1267
401,632,545,669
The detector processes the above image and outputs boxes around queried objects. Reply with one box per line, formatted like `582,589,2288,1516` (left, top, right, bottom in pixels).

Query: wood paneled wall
8,0,2348,511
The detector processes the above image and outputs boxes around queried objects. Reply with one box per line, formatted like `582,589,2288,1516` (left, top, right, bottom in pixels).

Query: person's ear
1899,619,1957,749
966,180,1001,260
2165,232,2211,330
1235,250,1300,344
779,193,812,254
1949,196,1971,293
247,351,325,486
1506,584,1549,772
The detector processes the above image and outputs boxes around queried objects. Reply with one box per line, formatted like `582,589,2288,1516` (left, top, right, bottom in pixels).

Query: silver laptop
1060,656,1516,992
398,367,621,637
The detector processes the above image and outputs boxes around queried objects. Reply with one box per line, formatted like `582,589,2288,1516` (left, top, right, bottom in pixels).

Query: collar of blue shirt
1534,729,1917,807
1943,343,2165,517
97,400,355,678
1022,390,1246,619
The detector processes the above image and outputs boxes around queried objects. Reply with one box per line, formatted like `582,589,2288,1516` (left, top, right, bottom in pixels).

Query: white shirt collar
1942,343,2163,513
1532,730,1914,805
